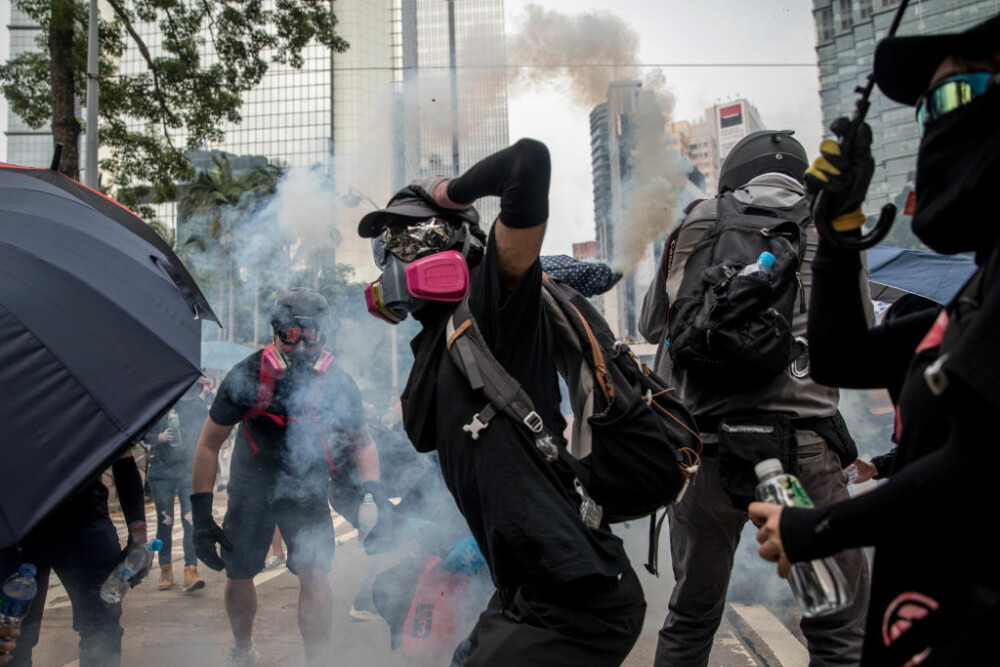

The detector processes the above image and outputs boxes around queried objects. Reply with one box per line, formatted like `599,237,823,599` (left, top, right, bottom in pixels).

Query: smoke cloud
509,6,689,276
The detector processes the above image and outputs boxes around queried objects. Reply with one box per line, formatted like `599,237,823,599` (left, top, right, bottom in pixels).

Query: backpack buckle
535,435,559,462
523,411,544,433
463,413,489,440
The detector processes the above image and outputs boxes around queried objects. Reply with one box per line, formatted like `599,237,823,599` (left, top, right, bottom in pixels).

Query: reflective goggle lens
372,218,456,268
916,73,996,136
277,325,323,346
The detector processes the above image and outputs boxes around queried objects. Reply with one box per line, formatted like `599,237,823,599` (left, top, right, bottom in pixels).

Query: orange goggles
276,325,323,347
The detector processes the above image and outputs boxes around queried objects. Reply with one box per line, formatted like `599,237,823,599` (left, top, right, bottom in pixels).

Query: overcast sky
503,0,825,255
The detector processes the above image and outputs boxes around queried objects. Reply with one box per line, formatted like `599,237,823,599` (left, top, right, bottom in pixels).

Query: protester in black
189,288,381,667
358,139,645,666
750,17,1000,666
0,452,150,667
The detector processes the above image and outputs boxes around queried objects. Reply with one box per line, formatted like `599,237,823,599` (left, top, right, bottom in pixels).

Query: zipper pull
796,272,807,313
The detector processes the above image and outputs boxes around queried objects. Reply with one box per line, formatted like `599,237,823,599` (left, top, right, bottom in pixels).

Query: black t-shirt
431,228,630,591
146,392,210,479
210,349,366,493
784,241,1000,664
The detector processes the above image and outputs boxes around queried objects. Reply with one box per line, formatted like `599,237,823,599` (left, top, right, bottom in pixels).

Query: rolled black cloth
111,455,146,529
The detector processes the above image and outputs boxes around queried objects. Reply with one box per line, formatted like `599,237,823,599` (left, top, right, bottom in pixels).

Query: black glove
804,117,875,232
191,492,232,571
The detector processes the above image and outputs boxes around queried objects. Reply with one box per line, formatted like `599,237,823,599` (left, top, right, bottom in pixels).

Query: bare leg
225,578,257,651
297,569,332,665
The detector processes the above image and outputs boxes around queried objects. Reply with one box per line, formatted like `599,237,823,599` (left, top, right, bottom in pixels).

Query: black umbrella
0,162,217,547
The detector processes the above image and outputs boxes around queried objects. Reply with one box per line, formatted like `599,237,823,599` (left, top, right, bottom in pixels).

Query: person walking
190,288,382,666
146,383,209,593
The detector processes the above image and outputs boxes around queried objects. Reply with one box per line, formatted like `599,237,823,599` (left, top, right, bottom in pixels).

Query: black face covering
912,84,1000,256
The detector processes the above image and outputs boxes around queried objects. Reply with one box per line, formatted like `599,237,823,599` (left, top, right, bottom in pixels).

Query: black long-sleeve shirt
780,238,1000,664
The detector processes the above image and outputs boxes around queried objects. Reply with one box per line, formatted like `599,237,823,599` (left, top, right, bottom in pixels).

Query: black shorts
221,472,335,580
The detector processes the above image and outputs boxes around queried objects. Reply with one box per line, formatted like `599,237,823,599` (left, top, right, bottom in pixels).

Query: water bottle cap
18,563,37,578
754,458,784,480
758,252,776,269
148,539,164,551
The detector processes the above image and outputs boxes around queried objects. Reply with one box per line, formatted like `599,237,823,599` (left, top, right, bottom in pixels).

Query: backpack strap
445,300,602,523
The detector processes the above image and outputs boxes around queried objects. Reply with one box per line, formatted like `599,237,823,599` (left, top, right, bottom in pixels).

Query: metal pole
84,0,99,188
446,0,459,177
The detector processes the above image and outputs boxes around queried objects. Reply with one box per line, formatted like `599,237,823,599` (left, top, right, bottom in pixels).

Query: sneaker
264,554,286,569
349,605,380,622
222,646,259,667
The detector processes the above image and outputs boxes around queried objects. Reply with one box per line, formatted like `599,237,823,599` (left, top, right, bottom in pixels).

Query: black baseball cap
874,15,1000,106
357,185,481,238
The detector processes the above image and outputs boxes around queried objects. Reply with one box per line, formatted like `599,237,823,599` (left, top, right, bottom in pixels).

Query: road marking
729,603,808,666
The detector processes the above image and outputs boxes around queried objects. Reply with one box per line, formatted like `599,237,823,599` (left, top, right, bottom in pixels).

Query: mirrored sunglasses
916,72,998,136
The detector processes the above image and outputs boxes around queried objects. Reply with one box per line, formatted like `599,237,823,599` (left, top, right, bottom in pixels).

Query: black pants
0,516,123,667
465,566,646,666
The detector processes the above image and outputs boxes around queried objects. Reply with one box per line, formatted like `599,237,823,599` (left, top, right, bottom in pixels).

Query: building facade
591,81,708,339
811,0,997,226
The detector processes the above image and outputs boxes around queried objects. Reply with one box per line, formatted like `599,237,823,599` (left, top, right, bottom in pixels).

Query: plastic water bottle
99,539,163,604
754,459,852,617
738,251,776,277
167,410,181,447
1,564,38,632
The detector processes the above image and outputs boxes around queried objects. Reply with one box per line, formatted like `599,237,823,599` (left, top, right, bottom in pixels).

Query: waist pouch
801,411,858,468
716,413,797,511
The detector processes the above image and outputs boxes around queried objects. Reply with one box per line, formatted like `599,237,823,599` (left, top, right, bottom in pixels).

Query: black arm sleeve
780,376,997,562
112,455,146,530
808,240,937,394
446,138,551,229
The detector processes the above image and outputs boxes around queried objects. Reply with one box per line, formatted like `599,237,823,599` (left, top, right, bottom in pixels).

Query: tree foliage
0,0,346,215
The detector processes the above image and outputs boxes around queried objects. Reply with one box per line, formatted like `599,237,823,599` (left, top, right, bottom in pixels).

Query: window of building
859,0,873,19
817,7,835,42
881,0,899,7
839,0,853,31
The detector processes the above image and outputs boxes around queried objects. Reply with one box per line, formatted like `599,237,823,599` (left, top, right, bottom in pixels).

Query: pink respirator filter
405,250,469,302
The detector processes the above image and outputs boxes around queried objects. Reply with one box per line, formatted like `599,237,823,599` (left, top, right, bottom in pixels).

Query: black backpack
666,192,810,389
445,274,702,528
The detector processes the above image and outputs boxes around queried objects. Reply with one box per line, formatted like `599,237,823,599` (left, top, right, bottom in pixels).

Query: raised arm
434,139,552,294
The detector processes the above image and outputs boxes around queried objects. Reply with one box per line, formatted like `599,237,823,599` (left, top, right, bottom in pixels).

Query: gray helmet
717,130,808,195
270,287,330,331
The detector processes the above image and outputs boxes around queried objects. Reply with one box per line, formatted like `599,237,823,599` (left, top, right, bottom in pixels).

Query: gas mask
365,219,481,324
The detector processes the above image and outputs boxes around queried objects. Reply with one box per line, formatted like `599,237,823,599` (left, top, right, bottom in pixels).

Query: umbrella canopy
867,246,976,305
0,164,214,547
202,340,256,372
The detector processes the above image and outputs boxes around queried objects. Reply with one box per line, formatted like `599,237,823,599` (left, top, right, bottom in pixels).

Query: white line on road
729,603,808,666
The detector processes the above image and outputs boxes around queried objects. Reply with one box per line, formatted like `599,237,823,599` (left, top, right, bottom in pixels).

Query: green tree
178,153,283,340
0,0,346,211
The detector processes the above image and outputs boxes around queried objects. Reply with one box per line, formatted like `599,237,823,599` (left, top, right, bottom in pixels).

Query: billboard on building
717,101,745,159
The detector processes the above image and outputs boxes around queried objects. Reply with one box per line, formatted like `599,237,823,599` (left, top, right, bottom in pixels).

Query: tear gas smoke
509,5,689,275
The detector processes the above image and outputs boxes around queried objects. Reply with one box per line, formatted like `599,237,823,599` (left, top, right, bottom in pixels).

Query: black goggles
275,325,324,347
916,72,999,136
372,218,458,269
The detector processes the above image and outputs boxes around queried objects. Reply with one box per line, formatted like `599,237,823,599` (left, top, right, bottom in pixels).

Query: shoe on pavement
349,605,380,622
183,565,205,593
157,564,173,591
264,553,286,569
222,646,259,667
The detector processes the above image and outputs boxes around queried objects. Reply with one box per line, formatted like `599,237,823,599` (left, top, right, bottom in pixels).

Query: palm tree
178,154,283,341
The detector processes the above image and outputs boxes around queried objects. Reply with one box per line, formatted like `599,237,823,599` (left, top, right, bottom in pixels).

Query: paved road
27,498,811,666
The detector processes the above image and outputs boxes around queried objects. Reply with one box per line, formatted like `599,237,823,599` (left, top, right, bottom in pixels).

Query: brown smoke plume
508,3,640,107
509,5,689,275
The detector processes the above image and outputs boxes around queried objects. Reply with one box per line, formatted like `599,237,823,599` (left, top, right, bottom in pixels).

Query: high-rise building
590,81,708,339
811,0,996,224
668,98,765,197
1,2,62,170
112,0,507,280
